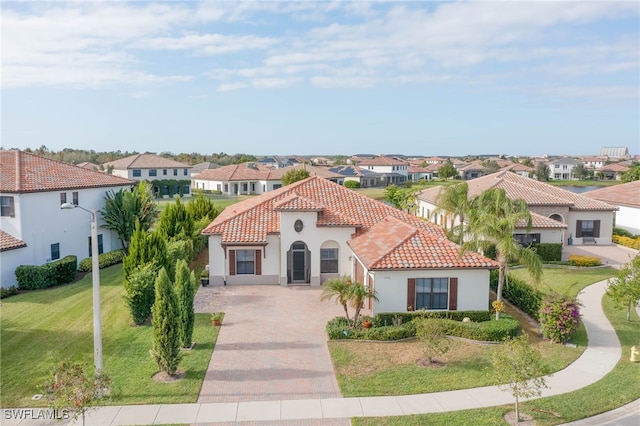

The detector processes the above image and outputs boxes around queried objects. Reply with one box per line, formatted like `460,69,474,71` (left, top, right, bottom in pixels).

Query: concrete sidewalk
2,279,633,425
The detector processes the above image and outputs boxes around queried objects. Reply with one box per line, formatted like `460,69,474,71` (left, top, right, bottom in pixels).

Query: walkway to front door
196,284,346,403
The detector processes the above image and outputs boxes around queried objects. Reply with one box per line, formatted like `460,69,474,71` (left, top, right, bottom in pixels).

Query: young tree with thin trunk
348,282,378,326
491,335,548,423
150,268,181,376
607,255,640,321
433,182,470,244
321,276,353,323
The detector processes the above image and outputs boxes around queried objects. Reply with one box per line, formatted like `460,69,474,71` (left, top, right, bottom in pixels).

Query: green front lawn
509,267,616,297
0,264,217,407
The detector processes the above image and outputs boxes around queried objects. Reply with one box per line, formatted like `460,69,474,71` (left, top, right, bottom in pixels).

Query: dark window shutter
575,220,583,237
449,278,458,310
255,249,262,275
229,250,236,276
593,220,600,237
407,278,416,311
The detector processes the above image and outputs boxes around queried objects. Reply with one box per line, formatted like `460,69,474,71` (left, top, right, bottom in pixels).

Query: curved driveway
195,284,347,403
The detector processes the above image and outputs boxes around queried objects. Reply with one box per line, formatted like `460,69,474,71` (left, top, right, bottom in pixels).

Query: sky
2,1,639,157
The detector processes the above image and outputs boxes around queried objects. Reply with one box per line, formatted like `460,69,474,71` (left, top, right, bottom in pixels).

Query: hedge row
613,235,640,250
490,270,544,320
327,314,518,342
78,250,126,272
568,255,602,267
373,310,490,327
15,256,77,290
534,243,562,262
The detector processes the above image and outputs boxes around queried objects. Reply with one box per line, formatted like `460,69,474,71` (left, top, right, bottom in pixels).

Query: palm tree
348,282,379,326
463,188,543,319
320,276,352,323
433,182,470,244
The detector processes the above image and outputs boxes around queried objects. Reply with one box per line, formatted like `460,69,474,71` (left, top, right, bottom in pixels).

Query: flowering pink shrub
538,294,581,343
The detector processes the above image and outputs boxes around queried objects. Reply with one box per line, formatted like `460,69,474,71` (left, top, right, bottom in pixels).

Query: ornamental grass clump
538,294,581,343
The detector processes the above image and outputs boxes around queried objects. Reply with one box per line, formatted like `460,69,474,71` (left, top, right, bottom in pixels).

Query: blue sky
2,1,639,157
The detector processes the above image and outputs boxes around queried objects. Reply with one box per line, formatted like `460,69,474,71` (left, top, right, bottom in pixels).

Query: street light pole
61,203,103,373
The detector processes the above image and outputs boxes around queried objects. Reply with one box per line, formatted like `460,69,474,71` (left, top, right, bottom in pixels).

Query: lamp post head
60,203,76,210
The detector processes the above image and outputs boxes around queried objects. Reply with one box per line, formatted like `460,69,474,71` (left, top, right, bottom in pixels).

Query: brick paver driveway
195,284,346,403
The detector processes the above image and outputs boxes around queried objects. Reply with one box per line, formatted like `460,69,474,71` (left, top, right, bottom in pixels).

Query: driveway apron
195,285,346,403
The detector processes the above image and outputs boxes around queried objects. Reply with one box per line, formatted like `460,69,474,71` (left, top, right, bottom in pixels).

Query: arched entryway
287,241,310,284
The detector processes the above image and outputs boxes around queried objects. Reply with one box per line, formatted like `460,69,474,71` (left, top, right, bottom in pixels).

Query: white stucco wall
371,268,491,314
614,205,640,235
567,210,615,245
0,185,128,288
1,247,27,288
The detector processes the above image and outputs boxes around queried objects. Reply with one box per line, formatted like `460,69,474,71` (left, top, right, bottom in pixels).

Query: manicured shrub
534,243,562,262
124,263,158,325
568,255,602,267
167,239,194,268
175,259,195,348
373,310,490,327
538,294,581,343
150,268,181,375
344,180,360,189
16,263,58,290
53,255,77,284
78,250,125,272
613,227,635,238
490,271,544,320
0,286,19,299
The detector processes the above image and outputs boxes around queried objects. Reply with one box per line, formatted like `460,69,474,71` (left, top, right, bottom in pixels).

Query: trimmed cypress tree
124,262,157,325
174,259,195,348
150,268,181,376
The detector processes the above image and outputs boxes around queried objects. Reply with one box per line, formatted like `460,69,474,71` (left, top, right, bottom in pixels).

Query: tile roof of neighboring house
203,177,495,270
348,216,497,270
596,163,629,172
0,230,27,252
0,150,134,193
103,153,191,170
584,181,640,208
528,212,568,228
504,163,534,173
76,162,100,170
328,165,381,178
191,162,220,173
549,157,580,165
417,171,616,211
358,156,407,166
195,163,342,182
408,165,432,173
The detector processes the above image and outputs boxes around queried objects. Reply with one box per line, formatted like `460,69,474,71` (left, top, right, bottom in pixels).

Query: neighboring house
328,165,383,187
416,171,617,246
457,160,487,180
0,150,134,288
190,162,219,179
585,181,640,235
581,156,607,169
407,165,433,182
358,156,408,186
103,153,192,197
202,176,497,314
256,156,301,169
424,156,447,165
595,163,629,181
503,163,534,178
549,157,581,180
76,162,101,171
193,163,343,195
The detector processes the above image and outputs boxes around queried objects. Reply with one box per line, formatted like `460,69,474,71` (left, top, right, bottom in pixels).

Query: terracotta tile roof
408,165,432,173
417,171,616,211
195,163,342,182
585,180,640,208
0,230,27,252
203,176,447,244
358,156,408,166
348,216,498,270
0,150,134,193
596,163,629,172
504,163,534,172
103,153,191,170
273,194,324,211
76,162,100,170
527,212,567,229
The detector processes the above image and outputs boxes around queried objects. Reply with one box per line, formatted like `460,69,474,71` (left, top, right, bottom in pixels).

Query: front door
292,251,306,281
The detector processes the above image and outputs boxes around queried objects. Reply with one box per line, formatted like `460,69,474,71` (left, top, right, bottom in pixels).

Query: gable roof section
0,230,27,252
585,181,640,208
417,171,616,211
348,216,497,270
103,153,191,170
203,176,446,244
329,165,381,178
0,150,134,193
358,156,407,166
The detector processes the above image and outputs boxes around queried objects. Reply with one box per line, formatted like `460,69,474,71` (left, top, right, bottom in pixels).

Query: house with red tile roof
202,176,497,314
357,156,408,186
103,153,192,197
595,163,629,181
416,171,617,247
0,150,134,288
585,180,640,235
193,163,343,195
